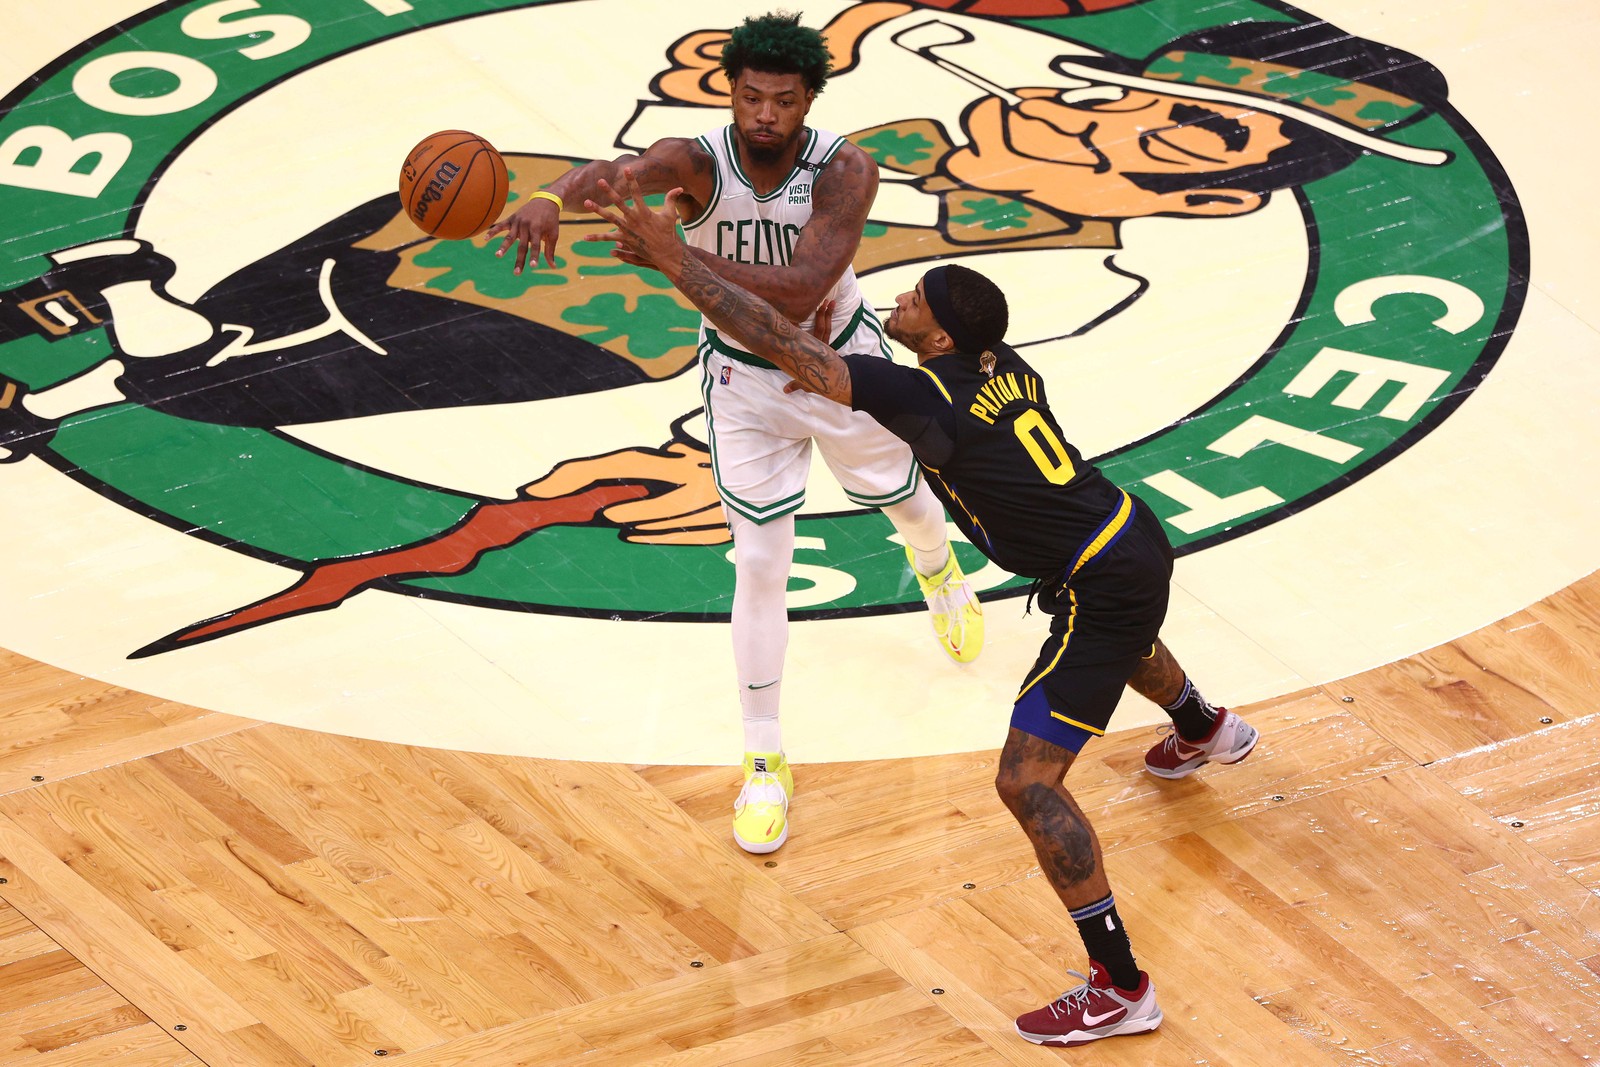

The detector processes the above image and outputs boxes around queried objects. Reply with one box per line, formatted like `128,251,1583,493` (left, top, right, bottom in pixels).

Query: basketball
398,130,508,240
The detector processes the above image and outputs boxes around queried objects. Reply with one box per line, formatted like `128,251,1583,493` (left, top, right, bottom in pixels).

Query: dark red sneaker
1015,961,1162,1047
1145,707,1259,779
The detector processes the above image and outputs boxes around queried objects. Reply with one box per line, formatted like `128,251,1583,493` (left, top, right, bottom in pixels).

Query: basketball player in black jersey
591,168,1262,1048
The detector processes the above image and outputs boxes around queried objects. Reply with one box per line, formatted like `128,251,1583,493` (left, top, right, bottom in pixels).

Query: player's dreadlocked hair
720,11,832,94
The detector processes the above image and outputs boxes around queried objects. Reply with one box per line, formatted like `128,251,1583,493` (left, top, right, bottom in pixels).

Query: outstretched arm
589,171,854,406
487,137,712,274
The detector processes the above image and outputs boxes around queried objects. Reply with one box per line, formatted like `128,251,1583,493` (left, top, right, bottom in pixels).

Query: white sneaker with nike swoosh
1015,961,1162,1047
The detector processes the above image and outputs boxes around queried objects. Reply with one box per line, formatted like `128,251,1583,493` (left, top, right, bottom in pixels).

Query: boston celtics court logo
0,0,1524,759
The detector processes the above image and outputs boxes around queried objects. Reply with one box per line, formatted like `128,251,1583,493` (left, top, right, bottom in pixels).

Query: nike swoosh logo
1080,1007,1125,1027
746,681,778,690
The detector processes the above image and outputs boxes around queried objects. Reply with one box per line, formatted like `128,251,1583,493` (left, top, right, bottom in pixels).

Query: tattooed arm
678,256,854,403
589,170,854,406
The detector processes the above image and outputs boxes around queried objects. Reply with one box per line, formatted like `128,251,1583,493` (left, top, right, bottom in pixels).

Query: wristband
530,190,564,211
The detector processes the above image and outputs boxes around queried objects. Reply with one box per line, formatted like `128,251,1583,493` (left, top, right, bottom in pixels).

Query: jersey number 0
1015,408,1077,485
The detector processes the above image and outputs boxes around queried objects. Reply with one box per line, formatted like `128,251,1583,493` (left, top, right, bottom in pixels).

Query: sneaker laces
1153,723,1205,758
923,570,975,640
1047,971,1100,1019
926,573,959,623
735,771,787,812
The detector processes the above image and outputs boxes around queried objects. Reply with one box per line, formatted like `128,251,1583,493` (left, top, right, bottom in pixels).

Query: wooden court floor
0,570,1595,1065
4,0,1599,1063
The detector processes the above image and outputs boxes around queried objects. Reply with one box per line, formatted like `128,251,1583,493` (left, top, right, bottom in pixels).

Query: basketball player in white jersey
491,11,982,854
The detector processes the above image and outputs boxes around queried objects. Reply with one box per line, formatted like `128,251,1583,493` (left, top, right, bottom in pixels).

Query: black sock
1070,894,1140,991
1162,678,1218,742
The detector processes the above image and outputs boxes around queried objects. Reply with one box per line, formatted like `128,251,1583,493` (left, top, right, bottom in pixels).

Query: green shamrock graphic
951,197,1031,232
562,292,700,360
858,128,937,167
1260,70,1357,107
1152,52,1254,86
1356,100,1421,125
415,241,566,298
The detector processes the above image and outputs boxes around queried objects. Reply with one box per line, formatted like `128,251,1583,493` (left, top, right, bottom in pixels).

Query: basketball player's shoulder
639,135,715,176
911,357,961,403
812,131,876,176
813,138,878,202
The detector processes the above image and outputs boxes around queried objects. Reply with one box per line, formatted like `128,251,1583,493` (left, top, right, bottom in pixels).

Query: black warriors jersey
846,344,1131,579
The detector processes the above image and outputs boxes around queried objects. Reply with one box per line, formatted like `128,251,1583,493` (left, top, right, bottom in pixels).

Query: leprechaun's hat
1054,19,1453,166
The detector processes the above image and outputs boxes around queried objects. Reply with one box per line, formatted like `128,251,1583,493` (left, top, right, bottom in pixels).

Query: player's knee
994,733,1075,817
994,762,1044,816
734,549,788,588
732,530,793,585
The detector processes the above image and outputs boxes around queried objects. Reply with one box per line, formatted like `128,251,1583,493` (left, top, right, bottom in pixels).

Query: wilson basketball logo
413,162,458,220
0,0,1524,757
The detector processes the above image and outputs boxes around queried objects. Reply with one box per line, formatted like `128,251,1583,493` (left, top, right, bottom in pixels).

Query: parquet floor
0,572,1595,1065
3,0,1598,1062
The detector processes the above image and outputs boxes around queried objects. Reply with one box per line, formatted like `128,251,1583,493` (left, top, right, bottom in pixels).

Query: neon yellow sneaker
733,752,793,854
907,545,984,663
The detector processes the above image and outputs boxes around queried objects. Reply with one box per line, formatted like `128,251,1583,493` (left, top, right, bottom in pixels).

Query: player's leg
705,355,812,853
725,508,797,852
890,485,983,663
1001,673,1160,1046
1107,497,1259,778
809,397,983,662
1001,532,1181,1046
816,309,982,659
729,509,793,752
880,481,950,576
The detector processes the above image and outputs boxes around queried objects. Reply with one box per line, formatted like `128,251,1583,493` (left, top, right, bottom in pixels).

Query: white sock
882,481,950,576
729,512,792,755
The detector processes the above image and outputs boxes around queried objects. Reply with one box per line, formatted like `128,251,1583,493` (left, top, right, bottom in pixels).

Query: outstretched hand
486,195,560,275
585,170,688,279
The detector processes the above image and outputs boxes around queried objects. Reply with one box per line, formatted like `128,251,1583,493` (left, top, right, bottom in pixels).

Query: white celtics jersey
683,125,883,366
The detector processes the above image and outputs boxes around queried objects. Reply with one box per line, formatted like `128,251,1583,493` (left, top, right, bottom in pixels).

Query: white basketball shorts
697,314,921,525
